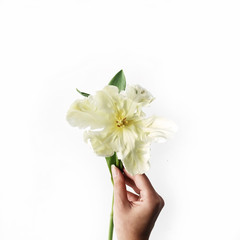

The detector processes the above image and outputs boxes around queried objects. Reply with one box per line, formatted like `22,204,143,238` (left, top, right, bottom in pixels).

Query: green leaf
108,70,126,92
76,88,90,97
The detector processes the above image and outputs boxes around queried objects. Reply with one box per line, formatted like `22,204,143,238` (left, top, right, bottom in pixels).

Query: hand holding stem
112,165,164,240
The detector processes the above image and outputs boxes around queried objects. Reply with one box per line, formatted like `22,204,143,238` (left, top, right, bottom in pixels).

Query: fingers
112,165,129,208
124,169,156,198
124,174,140,194
112,165,157,210
127,191,139,202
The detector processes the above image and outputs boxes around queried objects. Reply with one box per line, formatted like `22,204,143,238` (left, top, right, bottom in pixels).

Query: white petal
94,85,120,114
122,97,141,119
123,141,151,175
84,128,119,157
66,96,111,130
143,116,178,143
125,84,155,106
84,130,115,157
118,126,139,158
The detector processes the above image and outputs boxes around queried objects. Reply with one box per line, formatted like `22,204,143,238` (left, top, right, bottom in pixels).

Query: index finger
124,169,156,198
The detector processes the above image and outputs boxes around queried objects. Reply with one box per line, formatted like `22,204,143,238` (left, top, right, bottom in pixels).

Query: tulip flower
66,70,177,239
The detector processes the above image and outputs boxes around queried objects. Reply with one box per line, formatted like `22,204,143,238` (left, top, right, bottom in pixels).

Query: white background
0,0,240,239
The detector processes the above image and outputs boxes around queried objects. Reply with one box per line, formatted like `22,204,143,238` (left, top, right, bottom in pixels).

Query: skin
111,165,164,240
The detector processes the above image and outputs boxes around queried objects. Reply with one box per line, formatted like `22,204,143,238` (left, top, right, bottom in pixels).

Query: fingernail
111,165,118,178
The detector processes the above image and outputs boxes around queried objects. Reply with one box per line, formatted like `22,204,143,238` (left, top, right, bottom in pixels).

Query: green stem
106,153,124,240
116,158,119,168
108,192,114,240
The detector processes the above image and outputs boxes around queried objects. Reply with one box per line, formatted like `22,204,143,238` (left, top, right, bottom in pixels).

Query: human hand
111,165,164,240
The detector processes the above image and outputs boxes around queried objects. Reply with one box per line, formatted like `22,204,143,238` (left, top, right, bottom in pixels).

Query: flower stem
106,153,124,240
108,192,114,240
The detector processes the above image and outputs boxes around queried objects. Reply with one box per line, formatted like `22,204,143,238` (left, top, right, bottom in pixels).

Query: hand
111,165,164,240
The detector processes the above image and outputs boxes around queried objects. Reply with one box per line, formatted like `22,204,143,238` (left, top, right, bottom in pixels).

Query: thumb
111,165,128,208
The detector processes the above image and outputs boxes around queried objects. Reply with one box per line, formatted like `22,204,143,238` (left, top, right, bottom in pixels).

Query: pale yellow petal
117,126,139,158
142,116,178,142
84,128,119,157
66,96,111,130
125,84,155,106
94,85,120,114
123,141,151,175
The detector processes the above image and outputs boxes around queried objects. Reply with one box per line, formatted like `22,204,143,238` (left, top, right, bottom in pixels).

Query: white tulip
66,85,177,175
